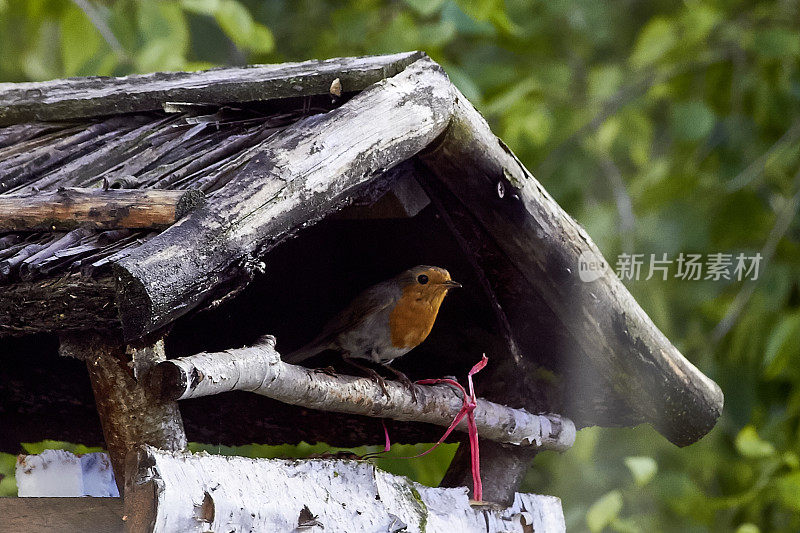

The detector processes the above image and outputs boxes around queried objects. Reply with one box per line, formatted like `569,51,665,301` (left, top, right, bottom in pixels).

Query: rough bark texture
112,57,455,340
418,92,724,446
147,336,575,451
0,498,123,533
0,188,204,231
124,445,566,533
60,334,187,494
0,52,422,125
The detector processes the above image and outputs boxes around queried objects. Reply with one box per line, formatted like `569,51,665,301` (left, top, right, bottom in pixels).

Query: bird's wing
282,282,398,364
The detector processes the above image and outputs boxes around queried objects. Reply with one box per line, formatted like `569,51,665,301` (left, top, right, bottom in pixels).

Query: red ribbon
369,355,489,501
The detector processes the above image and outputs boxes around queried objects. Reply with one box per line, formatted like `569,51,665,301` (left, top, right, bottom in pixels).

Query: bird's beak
443,280,462,289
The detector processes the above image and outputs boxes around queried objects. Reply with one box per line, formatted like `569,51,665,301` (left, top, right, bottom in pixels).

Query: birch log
146,336,575,451
0,188,204,231
112,57,455,340
124,445,566,533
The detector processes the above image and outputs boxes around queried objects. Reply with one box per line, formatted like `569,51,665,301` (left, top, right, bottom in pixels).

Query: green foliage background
1,0,800,531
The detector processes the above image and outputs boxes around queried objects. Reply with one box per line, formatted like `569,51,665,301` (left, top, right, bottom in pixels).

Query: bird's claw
384,366,418,402
395,374,417,402
365,368,390,398
313,365,338,377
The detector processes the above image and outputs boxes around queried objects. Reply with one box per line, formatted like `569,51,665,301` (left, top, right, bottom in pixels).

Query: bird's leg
344,357,390,398
383,364,418,403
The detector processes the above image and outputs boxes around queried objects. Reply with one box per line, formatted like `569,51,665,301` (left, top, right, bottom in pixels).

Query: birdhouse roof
0,52,722,447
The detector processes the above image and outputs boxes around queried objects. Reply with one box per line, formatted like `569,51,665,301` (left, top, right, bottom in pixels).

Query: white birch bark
147,336,575,452
125,446,566,533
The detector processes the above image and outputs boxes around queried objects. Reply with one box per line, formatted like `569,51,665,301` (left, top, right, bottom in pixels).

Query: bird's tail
282,339,330,364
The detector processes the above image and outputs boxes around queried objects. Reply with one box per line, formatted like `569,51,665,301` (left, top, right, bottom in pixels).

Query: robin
284,265,461,398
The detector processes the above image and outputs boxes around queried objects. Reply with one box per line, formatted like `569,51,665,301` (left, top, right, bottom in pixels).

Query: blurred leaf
404,0,447,17
681,4,719,45
0,473,16,497
588,64,623,103
442,62,483,104
630,17,677,69
587,490,623,532
735,524,760,533
454,0,503,22
22,19,61,80
135,2,189,71
214,0,274,53
762,312,800,379
181,0,221,15
21,440,103,455
671,101,715,142
774,471,800,511
624,456,658,486
60,5,102,76
0,453,16,478
750,29,800,60
734,426,775,459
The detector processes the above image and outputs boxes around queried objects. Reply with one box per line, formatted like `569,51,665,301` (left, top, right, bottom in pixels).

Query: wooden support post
0,188,205,232
59,333,187,494
441,438,538,506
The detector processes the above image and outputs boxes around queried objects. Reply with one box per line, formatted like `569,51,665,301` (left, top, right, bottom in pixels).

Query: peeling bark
147,336,575,452
124,445,566,533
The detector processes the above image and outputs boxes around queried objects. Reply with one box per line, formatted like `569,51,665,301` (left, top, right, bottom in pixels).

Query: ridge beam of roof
418,88,724,447
0,51,423,125
112,56,455,340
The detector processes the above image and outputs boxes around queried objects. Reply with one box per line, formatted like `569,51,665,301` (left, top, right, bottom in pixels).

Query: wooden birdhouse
0,52,723,532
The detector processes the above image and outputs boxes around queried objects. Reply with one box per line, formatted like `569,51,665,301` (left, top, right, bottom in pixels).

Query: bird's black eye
417,274,429,285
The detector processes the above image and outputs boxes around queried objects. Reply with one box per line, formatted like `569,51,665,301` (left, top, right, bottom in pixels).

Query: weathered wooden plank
0,497,123,533
0,52,423,125
111,56,455,340
125,445,566,532
418,90,724,446
60,334,187,494
0,188,205,231
146,335,576,451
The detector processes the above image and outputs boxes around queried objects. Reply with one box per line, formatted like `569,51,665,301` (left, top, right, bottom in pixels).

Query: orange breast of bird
388,284,448,349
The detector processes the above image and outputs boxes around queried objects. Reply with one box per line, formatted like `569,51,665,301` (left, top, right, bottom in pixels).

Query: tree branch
0,188,204,232
146,336,576,452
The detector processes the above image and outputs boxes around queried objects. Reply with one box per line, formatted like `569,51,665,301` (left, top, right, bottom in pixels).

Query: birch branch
147,336,575,452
